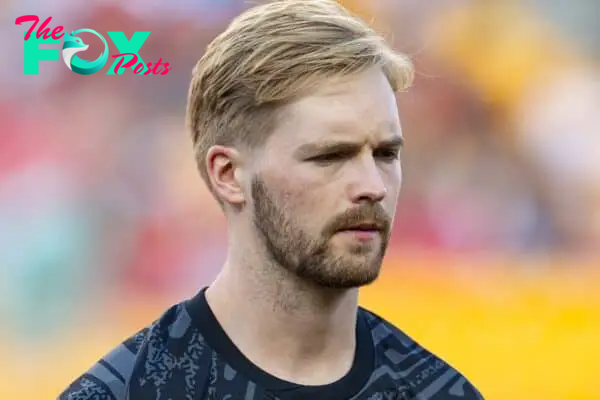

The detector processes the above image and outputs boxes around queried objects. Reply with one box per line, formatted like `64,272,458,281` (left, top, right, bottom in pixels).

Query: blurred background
1,0,599,398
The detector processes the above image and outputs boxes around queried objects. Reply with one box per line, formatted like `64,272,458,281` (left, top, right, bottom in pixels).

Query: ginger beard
251,176,391,288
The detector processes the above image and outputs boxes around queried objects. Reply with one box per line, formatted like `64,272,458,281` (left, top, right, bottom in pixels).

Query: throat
205,273,360,385
258,334,357,386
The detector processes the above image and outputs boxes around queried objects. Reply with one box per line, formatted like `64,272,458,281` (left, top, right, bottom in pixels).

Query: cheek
387,162,402,191
384,166,402,211
280,185,317,214
271,177,330,225
268,161,324,205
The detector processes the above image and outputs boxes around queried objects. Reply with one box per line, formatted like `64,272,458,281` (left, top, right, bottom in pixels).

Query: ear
206,145,246,205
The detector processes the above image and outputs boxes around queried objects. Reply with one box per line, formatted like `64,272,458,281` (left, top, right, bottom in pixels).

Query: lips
338,222,382,232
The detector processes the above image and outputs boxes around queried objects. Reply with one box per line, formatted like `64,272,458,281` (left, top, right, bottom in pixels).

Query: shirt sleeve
58,328,149,400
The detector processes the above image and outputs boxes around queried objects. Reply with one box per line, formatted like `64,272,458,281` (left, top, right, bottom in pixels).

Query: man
60,0,483,399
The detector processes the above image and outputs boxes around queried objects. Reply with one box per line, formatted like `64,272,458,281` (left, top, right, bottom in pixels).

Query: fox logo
61,29,108,75
61,32,87,68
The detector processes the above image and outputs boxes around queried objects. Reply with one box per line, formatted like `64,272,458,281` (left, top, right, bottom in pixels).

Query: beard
251,176,391,289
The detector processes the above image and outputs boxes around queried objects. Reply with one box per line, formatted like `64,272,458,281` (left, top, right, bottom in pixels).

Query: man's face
250,68,403,289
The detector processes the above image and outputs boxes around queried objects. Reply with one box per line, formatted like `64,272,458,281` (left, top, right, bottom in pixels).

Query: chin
302,262,383,289
314,273,380,289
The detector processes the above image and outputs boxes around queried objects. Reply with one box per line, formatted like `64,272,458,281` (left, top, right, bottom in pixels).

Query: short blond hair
186,0,413,196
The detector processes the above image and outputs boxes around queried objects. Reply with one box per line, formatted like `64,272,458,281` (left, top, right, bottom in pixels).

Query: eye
309,152,347,165
374,148,400,162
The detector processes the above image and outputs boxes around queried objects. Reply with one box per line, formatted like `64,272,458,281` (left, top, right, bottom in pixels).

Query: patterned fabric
59,290,483,400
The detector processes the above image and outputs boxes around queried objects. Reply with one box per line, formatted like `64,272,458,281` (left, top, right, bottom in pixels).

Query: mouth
335,225,381,243
335,222,385,239
337,222,382,232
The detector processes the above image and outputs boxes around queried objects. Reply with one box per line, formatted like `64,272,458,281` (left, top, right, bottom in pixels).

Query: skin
204,67,403,385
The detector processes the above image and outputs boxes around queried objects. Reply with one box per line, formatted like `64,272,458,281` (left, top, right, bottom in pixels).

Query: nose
347,156,387,204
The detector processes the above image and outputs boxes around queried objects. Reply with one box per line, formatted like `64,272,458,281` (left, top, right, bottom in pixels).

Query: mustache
323,204,390,236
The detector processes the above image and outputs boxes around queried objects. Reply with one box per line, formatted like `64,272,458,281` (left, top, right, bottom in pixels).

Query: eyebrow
294,135,404,159
380,136,405,148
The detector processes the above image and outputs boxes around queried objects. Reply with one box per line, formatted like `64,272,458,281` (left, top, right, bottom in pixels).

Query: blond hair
186,0,413,198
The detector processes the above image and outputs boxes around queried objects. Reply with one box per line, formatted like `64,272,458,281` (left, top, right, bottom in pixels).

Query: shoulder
359,307,431,356
57,326,150,400
358,307,485,399
58,302,205,400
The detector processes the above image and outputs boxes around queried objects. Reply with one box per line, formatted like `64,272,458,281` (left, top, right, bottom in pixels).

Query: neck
205,240,359,385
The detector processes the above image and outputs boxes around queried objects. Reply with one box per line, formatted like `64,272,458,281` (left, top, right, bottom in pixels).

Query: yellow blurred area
362,256,600,400
426,1,579,115
338,0,374,18
2,256,599,400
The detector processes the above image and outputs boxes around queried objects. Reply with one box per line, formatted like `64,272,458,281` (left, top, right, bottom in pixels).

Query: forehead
272,69,402,146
